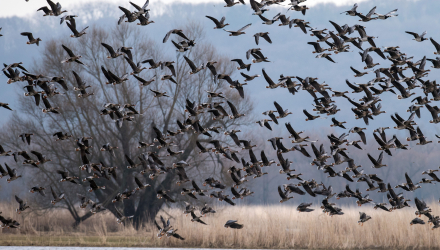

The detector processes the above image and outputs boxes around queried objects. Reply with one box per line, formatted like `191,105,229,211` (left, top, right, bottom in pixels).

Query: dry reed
0,203,439,249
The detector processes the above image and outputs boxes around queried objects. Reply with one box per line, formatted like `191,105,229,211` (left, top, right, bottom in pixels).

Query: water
0,248,259,250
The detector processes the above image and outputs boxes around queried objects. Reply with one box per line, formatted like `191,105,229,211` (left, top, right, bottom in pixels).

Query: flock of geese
1,0,440,239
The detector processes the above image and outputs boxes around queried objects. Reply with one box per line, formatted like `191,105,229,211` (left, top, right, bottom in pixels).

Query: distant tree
0,23,254,228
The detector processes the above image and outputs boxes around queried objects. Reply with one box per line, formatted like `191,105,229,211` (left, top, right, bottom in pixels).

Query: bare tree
0,23,254,228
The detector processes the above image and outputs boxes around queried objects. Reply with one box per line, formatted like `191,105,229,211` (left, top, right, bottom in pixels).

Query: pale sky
1,0,364,19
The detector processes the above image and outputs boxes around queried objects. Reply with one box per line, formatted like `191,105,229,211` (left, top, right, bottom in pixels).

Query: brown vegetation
1,204,439,249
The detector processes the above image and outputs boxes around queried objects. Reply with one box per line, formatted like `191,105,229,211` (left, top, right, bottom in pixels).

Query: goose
283,184,305,195
169,40,189,52
190,211,207,225
2,62,28,73
227,101,245,119
430,37,440,54
0,145,10,157
259,12,281,25
224,23,251,36
357,6,378,22
165,229,184,240
349,127,367,144
15,195,29,214
72,71,94,97
101,43,124,59
206,16,229,29
251,50,269,63
115,207,134,224
66,21,88,38
0,216,20,229
45,0,67,16
231,59,251,71
262,68,284,89
21,32,41,46
41,98,59,114
37,6,53,16
278,186,293,203
23,84,42,106
410,218,425,226
330,117,346,129
416,127,432,145
133,74,155,87
190,180,207,197
57,169,79,184
137,12,154,26
340,3,358,16
427,57,440,68
253,32,271,45
368,151,386,169
77,194,93,209
31,151,51,165
316,53,335,63
60,15,77,25
150,90,169,98
224,220,244,229
224,0,245,7
183,56,204,74
307,42,326,53
157,190,175,203
154,216,172,238
50,187,65,205
362,53,380,69
303,109,321,121
200,203,216,216
358,212,372,225
256,119,273,131
395,172,421,192
290,5,308,15
406,31,427,42
124,56,146,75
374,9,398,19
30,186,45,196
18,133,33,145
87,179,105,192
163,29,189,43
118,6,139,23
100,143,118,157
240,72,260,82
415,198,431,217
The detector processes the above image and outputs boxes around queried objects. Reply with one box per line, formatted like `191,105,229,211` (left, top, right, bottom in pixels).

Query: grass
0,203,439,249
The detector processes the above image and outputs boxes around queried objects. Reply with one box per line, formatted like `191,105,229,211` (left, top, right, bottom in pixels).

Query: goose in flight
406,31,427,42
224,23,252,36
205,16,229,29
21,32,41,46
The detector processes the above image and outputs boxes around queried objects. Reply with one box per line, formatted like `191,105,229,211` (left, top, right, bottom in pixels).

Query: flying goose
183,56,204,74
61,45,84,65
30,186,45,196
101,43,124,59
50,187,65,205
137,12,154,26
231,59,251,71
224,220,244,229
358,212,372,225
190,211,207,225
115,207,134,224
357,6,378,22
21,32,41,46
406,31,427,42
163,29,189,43
66,21,88,38
374,9,398,19
224,0,245,7
72,71,94,97
15,195,30,214
259,12,281,25
224,23,251,36
253,32,271,45
60,15,77,25
206,16,229,29
340,3,358,16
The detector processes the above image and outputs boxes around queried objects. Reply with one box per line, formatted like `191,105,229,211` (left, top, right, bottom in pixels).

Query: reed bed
0,203,439,249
